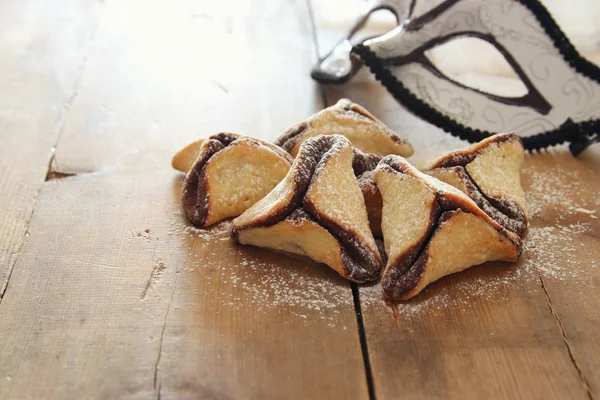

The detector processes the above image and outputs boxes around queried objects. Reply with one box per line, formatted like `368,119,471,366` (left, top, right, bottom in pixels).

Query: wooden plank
0,0,102,297
0,169,368,399
157,210,367,399
0,171,184,399
520,149,600,395
309,0,599,398
0,0,369,398
51,0,323,173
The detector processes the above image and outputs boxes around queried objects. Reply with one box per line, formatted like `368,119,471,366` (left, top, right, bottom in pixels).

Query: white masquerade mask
312,0,600,154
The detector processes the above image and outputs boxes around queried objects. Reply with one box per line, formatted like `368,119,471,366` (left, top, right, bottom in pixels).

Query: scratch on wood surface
153,264,179,400
141,259,166,300
211,79,229,94
540,276,595,400
0,187,41,302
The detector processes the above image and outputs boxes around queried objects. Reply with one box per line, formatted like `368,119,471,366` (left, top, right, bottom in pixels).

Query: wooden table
0,0,598,398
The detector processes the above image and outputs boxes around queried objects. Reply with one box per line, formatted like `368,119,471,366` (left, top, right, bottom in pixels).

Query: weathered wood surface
309,0,600,398
0,0,599,399
522,150,600,395
0,0,101,298
0,0,368,399
0,170,367,399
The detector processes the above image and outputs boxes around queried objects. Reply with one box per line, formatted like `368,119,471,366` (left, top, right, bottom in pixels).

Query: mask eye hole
424,36,527,98
350,8,399,44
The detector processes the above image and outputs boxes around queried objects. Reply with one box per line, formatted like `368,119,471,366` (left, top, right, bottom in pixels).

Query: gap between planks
352,283,377,400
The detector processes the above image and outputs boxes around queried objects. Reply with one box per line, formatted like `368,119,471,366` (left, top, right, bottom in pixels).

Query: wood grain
0,0,599,399
0,171,184,399
521,150,600,395
0,169,368,399
0,0,101,298
0,0,369,399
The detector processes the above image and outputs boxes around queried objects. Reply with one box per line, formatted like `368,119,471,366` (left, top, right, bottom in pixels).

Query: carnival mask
312,0,600,155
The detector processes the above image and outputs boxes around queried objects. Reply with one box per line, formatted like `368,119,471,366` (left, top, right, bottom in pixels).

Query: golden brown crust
181,133,293,227
232,134,383,282
274,99,413,158
172,138,206,173
379,156,517,232
173,132,293,173
374,155,522,300
426,166,527,238
420,133,528,238
422,133,518,169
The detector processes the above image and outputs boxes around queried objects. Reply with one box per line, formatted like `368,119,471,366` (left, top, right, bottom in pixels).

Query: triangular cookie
182,133,294,227
232,134,383,282
420,133,528,238
374,156,522,300
172,133,292,173
274,98,413,158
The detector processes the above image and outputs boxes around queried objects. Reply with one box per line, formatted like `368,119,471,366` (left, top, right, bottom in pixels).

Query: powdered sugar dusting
523,224,597,280
168,209,232,245
196,255,353,322
168,211,353,327
524,168,598,220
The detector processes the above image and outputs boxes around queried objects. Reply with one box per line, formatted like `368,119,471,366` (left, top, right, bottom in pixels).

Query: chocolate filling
425,134,528,237
383,156,521,248
295,136,382,280
273,122,308,153
352,149,382,176
342,101,376,122
341,101,409,147
181,138,226,226
428,166,526,236
289,207,380,282
430,134,518,169
274,99,411,155
231,135,344,235
384,210,457,299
